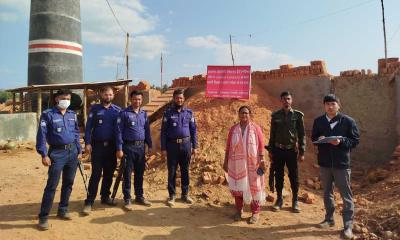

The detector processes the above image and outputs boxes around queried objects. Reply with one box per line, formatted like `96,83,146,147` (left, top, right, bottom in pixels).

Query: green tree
0,90,12,104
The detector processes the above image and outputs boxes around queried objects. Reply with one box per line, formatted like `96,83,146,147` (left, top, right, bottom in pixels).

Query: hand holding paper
313,136,343,144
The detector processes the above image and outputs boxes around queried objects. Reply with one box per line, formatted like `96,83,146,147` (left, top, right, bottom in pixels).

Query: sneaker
101,198,117,206
123,199,134,211
56,211,72,220
38,218,49,231
135,197,152,206
181,195,194,204
167,195,176,207
317,220,335,229
343,228,354,240
272,198,283,212
82,204,92,216
292,200,301,213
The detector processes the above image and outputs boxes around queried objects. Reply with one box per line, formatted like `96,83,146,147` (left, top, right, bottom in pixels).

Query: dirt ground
0,149,347,240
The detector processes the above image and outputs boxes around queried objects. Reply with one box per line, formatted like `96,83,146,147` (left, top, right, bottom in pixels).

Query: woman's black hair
238,105,252,114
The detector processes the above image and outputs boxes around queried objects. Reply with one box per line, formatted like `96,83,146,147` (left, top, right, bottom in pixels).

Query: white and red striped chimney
28,0,83,85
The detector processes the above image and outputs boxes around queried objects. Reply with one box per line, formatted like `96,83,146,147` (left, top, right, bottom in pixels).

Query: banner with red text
206,65,251,99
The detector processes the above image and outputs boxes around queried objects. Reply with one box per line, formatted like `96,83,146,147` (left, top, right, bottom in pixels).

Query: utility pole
380,0,388,65
125,32,129,80
160,52,163,88
229,34,235,66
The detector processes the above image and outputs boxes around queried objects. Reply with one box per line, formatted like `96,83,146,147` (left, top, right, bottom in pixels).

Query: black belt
168,137,190,144
93,140,115,147
275,143,295,150
124,140,144,146
50,143,75,150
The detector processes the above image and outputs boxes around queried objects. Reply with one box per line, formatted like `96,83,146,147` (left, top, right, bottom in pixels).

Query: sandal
248,214,259,224
233,211,243,221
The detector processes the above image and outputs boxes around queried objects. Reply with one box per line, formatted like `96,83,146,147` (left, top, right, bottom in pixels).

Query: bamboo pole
37,89,42,125
12,93,16,113
83,87,88,127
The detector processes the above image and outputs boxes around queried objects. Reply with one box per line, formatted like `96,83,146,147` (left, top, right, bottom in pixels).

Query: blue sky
1,0,400,89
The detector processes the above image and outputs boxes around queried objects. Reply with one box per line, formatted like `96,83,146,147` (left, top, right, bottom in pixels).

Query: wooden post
12,93,16,113
37,89,42,124
50,90,54,108
124,84,129,108
83,87,87,127
19,91,24,112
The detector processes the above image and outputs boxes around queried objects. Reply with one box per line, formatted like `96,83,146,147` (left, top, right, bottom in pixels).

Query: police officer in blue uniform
161,89,198,207
82,86,121,215
36,89,82,230
116,90,152,211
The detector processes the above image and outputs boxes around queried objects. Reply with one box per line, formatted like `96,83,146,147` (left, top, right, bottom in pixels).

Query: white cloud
0,0,29,22
186,35,221,49
183,63,202,69
0,0,166,61
0,67,11,74
100,55,124,68
81,0,166,62
132,35,166,59
0,12,18,22
186,35,305,70
100,35,166,68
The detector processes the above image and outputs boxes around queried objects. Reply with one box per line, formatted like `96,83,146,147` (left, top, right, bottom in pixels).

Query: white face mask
58,99,71,109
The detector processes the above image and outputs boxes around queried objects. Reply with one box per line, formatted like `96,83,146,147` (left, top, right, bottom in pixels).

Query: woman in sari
223,105,266,224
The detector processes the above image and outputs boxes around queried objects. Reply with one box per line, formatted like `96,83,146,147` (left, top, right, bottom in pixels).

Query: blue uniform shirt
36,107,82,158
115,106,152,151
84,103,121,145
160,106,198,151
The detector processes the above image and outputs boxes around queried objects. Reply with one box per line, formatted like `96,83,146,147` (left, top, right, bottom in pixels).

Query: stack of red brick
339,69,373,77
171,74,206,88
378,58,400,75
252,60,329,80
130,80,151,91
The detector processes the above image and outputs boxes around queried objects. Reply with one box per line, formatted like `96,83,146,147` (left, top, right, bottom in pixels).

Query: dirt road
0,149,344,240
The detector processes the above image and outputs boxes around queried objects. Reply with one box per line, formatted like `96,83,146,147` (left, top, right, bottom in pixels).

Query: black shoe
101,198,117,206
123,199,134,211
135,197,152,206
181,195,194,204
82,204,92,216
292,200,301,213
317,220,335,229
56,211,72,220
38,218,49,231
272,198,283,212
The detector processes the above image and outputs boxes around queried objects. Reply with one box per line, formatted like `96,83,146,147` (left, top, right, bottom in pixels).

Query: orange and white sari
226,122,266,204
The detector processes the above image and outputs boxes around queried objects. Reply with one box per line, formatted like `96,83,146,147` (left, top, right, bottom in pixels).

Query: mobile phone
256,167,265,176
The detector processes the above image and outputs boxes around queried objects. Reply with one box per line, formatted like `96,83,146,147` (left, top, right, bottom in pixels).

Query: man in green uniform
266,91,305,213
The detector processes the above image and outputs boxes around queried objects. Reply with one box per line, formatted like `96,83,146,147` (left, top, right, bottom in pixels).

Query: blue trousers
122,143,146,200
167,141,191,197
320,167,354,230
85,143,117,205
39,146,78,219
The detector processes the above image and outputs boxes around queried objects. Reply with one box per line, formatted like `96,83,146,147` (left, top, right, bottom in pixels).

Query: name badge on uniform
131,121,135,126
173,122,177,127
99,119,103,124
56,127,62,133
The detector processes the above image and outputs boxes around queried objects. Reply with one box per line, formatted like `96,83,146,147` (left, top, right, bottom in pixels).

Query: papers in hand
313,136,343,144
